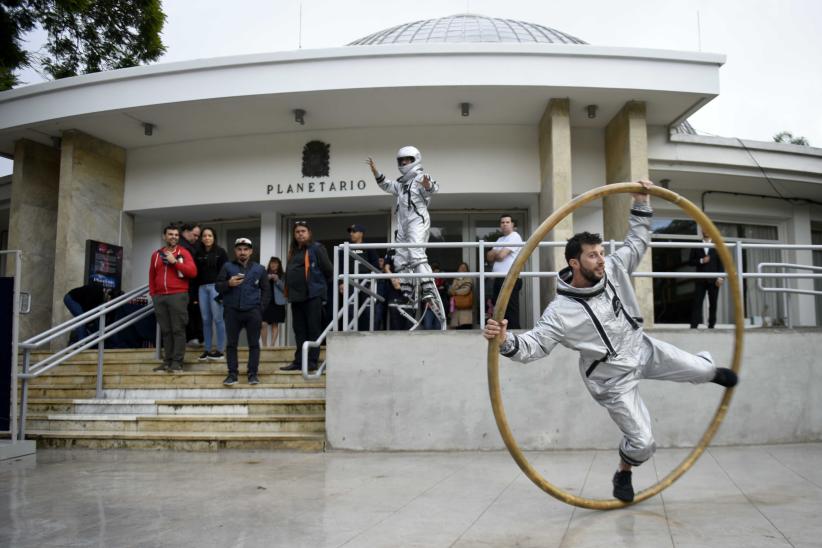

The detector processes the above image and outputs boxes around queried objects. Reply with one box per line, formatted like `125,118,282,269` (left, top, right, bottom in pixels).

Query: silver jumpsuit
499,203,717,466
376,167,439,294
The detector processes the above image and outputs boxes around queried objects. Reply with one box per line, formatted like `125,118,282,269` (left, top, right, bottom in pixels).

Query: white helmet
396,145,421,175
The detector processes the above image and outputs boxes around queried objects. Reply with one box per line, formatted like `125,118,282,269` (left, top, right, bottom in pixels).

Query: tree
0,0,166,91
773,131,810,146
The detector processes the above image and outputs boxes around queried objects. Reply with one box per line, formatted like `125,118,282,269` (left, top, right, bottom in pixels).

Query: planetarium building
2,14,822,339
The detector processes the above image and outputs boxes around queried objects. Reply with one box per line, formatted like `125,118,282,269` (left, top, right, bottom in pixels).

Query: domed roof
348,14,587,46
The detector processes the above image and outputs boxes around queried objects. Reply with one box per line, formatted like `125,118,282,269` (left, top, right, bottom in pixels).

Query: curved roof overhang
0,43,724,156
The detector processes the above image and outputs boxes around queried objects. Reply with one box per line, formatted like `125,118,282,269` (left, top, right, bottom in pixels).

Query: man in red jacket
150,225,197,372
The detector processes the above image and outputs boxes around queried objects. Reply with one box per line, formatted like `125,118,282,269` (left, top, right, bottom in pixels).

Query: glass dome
348,14,587,46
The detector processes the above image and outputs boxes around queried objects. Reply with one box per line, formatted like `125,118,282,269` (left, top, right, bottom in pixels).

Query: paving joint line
448,470,520,548
557,450,597,548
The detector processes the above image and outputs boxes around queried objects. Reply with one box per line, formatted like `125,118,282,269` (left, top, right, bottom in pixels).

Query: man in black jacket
689,235,724,329
216,238,270,385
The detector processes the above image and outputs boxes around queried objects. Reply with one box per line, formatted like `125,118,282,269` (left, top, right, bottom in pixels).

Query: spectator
281,221,333,372
338,223,379,330
149,225,197,372
194,227,228,360
449,262,474,329
261,257,286,347
179,223,203,346
63,283,109,343
486,214,523,329
216,238,270,386
689,235,724,329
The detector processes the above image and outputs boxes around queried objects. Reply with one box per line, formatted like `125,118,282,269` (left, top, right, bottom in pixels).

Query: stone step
60,397,326,415
23,361,305,374
102,386,326,400
26,414,326,433
26,371,325,387
27,348,321,365
26,430,325,451
158,399,325,415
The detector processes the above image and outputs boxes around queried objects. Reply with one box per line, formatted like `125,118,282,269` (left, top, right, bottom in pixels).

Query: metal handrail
15,283,154,440
336,240,822,331
757,263,822,296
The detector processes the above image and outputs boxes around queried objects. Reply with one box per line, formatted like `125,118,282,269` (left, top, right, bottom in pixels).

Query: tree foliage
773,131,810,146
0,0,166,91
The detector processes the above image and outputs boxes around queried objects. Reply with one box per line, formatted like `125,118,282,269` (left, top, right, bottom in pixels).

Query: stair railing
15,284,154,439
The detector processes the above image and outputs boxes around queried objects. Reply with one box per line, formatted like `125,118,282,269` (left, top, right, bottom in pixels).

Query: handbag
454,291,473,310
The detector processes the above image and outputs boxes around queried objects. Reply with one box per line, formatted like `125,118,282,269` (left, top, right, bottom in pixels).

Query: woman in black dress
261,257,286,347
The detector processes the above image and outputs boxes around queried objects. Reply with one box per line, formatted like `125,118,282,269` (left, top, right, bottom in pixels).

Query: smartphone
236,273,245,279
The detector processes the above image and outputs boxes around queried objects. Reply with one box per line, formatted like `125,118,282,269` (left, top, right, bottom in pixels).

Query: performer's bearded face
574,244,606,285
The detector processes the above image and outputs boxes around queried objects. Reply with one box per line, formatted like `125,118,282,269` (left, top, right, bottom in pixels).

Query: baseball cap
234,237,253,247
348,224,366,233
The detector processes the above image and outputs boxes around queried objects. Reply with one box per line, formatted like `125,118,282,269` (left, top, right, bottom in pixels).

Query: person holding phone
149,224,197,372
215,238,270,386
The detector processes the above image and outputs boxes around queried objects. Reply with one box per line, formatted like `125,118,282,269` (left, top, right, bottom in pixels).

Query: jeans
198,283,226,351
224,307,262,376
421,307,441,330
63,294,92,343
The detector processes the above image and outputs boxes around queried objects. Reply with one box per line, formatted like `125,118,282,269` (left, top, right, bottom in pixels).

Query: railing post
342,242,350,332
609,239,616,255
332,245,339,332
735,242,745,324
18,350,30,440
369,278,376,332
353,260,360,332
479,240,486,329
96,313,106,399
155,319,161,360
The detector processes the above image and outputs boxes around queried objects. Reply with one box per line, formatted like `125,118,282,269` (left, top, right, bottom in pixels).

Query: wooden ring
487,182,743,509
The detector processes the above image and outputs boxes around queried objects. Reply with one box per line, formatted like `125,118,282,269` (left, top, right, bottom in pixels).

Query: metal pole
479,240,486,329
96,314,106,399
332,245,339,332
735,242,745,324
155,319,161,360
10,251,21,443
353,260,360,332
609,239,616,255
369,278,376,331
342,242,350,332
18,350,30,440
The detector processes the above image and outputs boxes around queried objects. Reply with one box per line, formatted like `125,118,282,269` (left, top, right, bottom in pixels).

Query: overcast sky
3,0,820,176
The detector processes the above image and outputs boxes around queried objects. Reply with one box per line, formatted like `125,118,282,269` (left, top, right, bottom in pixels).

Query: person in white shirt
486,214,524,328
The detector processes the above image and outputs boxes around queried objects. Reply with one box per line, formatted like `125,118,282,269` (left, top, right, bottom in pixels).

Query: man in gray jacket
483,180,738,502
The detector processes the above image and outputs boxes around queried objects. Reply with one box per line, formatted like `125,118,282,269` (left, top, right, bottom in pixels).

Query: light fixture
586,105,598,119
143,122,154,136
294,109,306,125
460,102,471,117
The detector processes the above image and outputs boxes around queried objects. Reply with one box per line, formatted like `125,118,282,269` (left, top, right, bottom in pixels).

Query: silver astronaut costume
376,146,440,296
499,202,717,467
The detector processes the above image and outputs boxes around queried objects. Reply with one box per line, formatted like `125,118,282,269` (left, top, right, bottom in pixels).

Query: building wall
326,330,822,450
124,125,541,212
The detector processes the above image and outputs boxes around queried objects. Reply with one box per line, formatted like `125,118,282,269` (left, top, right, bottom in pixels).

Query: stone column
788,205,815,326
6,139,61,340
537,98,573,308
51,131,128,330
604,101,654,326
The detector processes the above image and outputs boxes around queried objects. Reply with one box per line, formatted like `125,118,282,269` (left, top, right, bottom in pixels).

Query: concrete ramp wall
326,329,822,450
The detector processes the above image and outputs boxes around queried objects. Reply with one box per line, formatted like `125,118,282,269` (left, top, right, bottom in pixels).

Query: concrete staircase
21,348,326,451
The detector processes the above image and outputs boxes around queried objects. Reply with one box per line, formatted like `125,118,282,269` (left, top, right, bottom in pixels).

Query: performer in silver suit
483,180,738,502
367,146,440,309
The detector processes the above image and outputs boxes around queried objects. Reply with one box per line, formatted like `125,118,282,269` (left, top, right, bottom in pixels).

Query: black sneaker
198,351,209,361
152,363,169,372
307,362,319,372
247,373,260,385
168,362,183,373
208,351,225,361
280,362,301,371
612,470,634,502
222,373,238,386
712,367,738,388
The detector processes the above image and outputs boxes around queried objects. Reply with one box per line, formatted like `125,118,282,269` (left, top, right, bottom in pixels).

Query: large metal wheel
487,182,743,509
